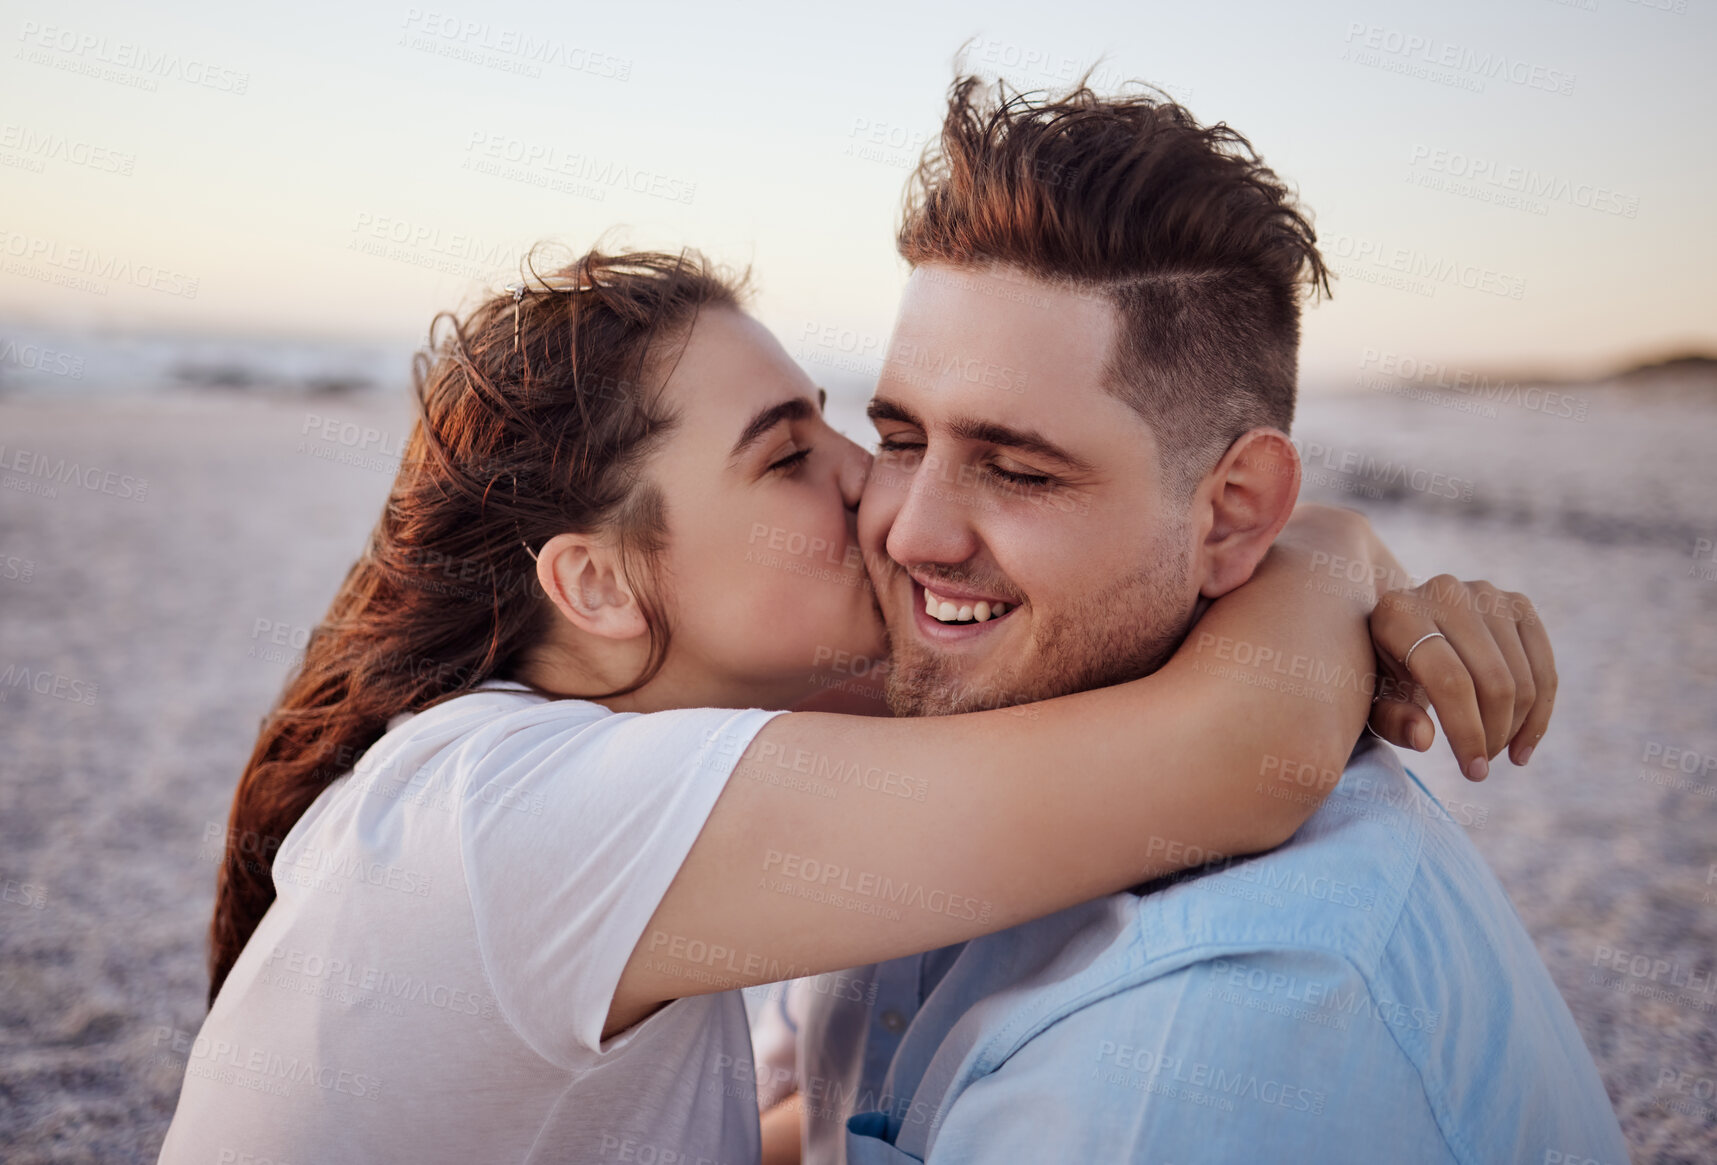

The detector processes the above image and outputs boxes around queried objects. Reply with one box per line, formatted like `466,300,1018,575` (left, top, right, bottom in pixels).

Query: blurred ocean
0,323,413,399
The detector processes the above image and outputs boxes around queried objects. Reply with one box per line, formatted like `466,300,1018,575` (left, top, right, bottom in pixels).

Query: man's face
858,263,1202,717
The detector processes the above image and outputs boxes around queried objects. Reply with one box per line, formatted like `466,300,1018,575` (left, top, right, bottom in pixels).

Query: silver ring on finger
1401,631,1447,670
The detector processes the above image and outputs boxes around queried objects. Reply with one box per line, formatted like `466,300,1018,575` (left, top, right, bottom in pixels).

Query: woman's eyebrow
729,397,816,462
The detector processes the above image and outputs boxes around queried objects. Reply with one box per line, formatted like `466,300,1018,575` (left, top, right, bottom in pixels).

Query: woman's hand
1367,575,1557,781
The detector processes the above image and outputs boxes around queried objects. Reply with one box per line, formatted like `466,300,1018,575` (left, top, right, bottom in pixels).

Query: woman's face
640,307,886,711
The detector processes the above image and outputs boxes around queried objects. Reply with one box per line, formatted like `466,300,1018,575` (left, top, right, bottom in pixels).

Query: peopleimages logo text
1342,23,1575,96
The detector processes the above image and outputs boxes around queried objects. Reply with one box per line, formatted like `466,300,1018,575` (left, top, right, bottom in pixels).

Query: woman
161,250,1550,1163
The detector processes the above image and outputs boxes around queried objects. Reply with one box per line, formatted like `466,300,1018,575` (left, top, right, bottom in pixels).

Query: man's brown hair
899,76,1331,498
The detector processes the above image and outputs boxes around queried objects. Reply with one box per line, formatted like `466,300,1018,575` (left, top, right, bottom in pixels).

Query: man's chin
883,652,1037,718
883,673,959,718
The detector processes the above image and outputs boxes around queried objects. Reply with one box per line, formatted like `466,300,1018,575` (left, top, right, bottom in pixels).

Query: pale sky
2,0,1712,390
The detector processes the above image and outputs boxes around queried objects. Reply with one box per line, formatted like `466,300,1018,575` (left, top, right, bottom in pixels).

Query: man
753,79,1628,1164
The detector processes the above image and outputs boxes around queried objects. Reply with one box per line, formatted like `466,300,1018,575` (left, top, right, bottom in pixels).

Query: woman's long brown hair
208,248,743,1003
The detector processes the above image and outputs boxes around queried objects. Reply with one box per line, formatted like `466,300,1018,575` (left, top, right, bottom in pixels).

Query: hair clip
504,472,540,562
506,275,595,352
510,284,526,354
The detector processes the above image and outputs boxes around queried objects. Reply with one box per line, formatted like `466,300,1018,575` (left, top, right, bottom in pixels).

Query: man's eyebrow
948,418,1095,474
729,397,816,461
865,396,919,428
871,394,1092,473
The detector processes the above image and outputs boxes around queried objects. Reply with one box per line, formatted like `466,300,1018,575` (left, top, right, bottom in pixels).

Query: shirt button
880,1009,907,1033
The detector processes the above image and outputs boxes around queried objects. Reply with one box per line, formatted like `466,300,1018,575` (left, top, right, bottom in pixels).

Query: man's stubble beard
882,521,1196,718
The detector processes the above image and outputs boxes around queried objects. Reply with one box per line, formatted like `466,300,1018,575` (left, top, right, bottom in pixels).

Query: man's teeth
923,588,1009,624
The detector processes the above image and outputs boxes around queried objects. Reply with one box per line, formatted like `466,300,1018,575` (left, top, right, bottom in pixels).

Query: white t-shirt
160,684,783,1165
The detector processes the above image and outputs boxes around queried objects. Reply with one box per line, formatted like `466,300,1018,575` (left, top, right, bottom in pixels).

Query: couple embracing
163,77,1627,1165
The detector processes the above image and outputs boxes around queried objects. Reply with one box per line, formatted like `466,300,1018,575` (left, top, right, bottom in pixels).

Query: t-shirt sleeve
459,703,784,1065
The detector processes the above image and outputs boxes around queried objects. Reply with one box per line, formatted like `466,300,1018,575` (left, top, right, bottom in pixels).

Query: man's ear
1193,428,1301,599
535,532,650,641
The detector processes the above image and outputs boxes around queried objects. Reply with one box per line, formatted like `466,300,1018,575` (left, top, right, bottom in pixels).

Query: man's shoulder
931,739,1448,1052
936,744,1628,1165
881,742,1625,1165
931,738,1552,1071
1131,734,1442,973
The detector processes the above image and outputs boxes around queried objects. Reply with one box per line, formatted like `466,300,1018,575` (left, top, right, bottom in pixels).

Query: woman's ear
535,532,650,641
1195,428,1302,599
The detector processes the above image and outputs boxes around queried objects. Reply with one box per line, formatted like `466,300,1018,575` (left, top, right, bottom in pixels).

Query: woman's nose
837,437,873,512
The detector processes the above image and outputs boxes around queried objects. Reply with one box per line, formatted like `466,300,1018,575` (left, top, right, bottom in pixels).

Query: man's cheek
855,514,903,596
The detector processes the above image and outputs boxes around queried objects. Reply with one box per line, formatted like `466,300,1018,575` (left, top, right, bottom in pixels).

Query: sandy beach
0,372,1712,1162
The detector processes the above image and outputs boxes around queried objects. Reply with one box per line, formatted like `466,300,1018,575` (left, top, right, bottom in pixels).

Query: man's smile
907,576,1021,645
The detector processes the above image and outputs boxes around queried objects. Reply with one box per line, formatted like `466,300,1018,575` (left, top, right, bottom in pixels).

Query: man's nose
885,452,981,568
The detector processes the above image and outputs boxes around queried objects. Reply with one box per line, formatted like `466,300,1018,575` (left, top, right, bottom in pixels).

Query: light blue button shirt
794,736,1629,1165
